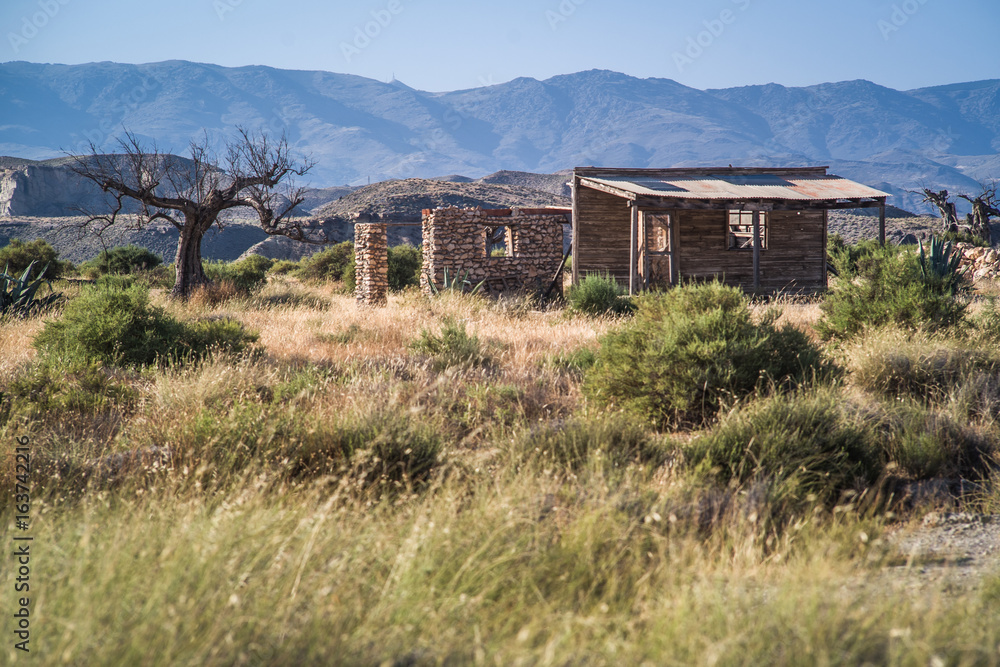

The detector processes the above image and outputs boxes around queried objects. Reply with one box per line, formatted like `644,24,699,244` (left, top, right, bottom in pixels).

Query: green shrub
584,281,830,428
268,259,299,275
34,283,185,366
827,235,885,278
204,255,273,294
847,331,1000,404
295,242,354,283
4,357,139,421
81,245,162,276
685,389,881,509
872,403,990,480
410,317,490,370
388,244,422,291
181,318,261,358
972,297,1000,341
513,414,666,471
817,243,967,341
545,347,597,375
0,238,69,280
273,408,442,486
567,272,632,316
342,256,357,292
33,283,258,367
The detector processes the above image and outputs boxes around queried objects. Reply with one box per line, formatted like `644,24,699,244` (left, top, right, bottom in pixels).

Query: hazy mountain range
2,60,999,214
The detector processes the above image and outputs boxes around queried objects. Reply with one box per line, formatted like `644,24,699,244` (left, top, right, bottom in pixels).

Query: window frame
726,210,768,251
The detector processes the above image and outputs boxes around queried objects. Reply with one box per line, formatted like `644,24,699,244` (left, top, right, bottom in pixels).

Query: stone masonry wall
355,222,388,306
420,207,566,295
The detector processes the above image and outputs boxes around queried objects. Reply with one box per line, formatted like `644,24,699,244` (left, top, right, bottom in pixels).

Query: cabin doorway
639,212,677,288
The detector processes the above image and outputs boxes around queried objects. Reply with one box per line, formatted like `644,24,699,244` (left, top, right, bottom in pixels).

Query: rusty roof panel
581,174,889,201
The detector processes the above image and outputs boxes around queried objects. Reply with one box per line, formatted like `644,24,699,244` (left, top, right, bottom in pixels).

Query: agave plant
918,236,967,295
1,260,63,318
425,267,485,295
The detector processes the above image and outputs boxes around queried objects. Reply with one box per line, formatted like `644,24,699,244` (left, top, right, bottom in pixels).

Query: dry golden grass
0,317,42,380
4,275,1000,664
163,279,612,372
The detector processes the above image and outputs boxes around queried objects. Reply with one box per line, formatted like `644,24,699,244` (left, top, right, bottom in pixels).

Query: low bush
182,317,261,359
3,357,139,424
388,243,422,291
513,414,666,472
684,389,881,510
872,402,991,480
342,256,357,292
827,235,885,278
0,238,70,280
268,259,299,275
567,272,632,316
411,317,491,370
33,283,258,367
584,281,830,428
294,242,354,283
817,243,967,341
846,329,1000,404
972,297,1000,341
204,255,273,294
172,402,442,489
80,245,163,277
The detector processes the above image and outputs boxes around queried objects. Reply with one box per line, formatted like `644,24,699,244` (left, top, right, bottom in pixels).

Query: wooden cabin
570,166,889,294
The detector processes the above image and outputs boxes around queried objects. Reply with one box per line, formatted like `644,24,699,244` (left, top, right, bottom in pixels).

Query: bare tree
71,128,322,297
958,181,1000,245
919,188,959,231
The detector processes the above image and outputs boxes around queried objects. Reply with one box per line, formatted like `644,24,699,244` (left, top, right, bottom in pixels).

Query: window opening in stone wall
727,210,768,250
485,224,511,257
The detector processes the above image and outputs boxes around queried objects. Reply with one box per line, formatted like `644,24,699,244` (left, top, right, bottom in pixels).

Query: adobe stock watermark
214,0,244,22
7,0,72,55
340,0,406,63
878,0,930,40
932,126,958,153
672,0,751,74
546,0,587,31
71,77,160,155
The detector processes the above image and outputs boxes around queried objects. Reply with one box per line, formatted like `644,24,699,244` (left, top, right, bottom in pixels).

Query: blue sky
2,0,997,91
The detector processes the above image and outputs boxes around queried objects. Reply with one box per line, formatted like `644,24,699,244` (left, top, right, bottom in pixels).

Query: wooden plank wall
575,185,631,284
677,209,826,292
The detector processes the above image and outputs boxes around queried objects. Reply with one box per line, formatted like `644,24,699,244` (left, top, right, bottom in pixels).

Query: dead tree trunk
70,128,322,299
959,183,1000,246
172,220,210,297
921,189,959,232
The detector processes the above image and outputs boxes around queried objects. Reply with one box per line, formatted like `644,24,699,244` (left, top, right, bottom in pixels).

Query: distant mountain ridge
2,60,999,213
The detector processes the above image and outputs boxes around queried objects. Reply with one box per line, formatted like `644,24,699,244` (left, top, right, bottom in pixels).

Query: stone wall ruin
353,207,568,306
419,207,567,296
354,222,388,306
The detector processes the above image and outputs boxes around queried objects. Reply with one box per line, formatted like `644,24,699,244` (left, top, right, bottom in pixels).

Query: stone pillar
355,223,388,307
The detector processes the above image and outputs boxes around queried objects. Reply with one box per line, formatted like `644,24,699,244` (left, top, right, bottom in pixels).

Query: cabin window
727,210,768,250
485,225,512,257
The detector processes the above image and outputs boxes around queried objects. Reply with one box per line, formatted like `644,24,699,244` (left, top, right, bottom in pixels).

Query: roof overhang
574,167,889,209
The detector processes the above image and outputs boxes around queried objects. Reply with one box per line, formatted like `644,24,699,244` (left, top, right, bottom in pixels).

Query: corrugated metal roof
581,174,888,201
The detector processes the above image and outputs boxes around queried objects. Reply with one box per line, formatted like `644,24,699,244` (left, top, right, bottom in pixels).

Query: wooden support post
878,201,886,245
629,203,639,295
640,211,650,290
752,209,761,291
669,211,679,285
570,174,580,285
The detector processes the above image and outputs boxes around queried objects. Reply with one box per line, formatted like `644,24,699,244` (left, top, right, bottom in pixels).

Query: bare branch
64,125,324,296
